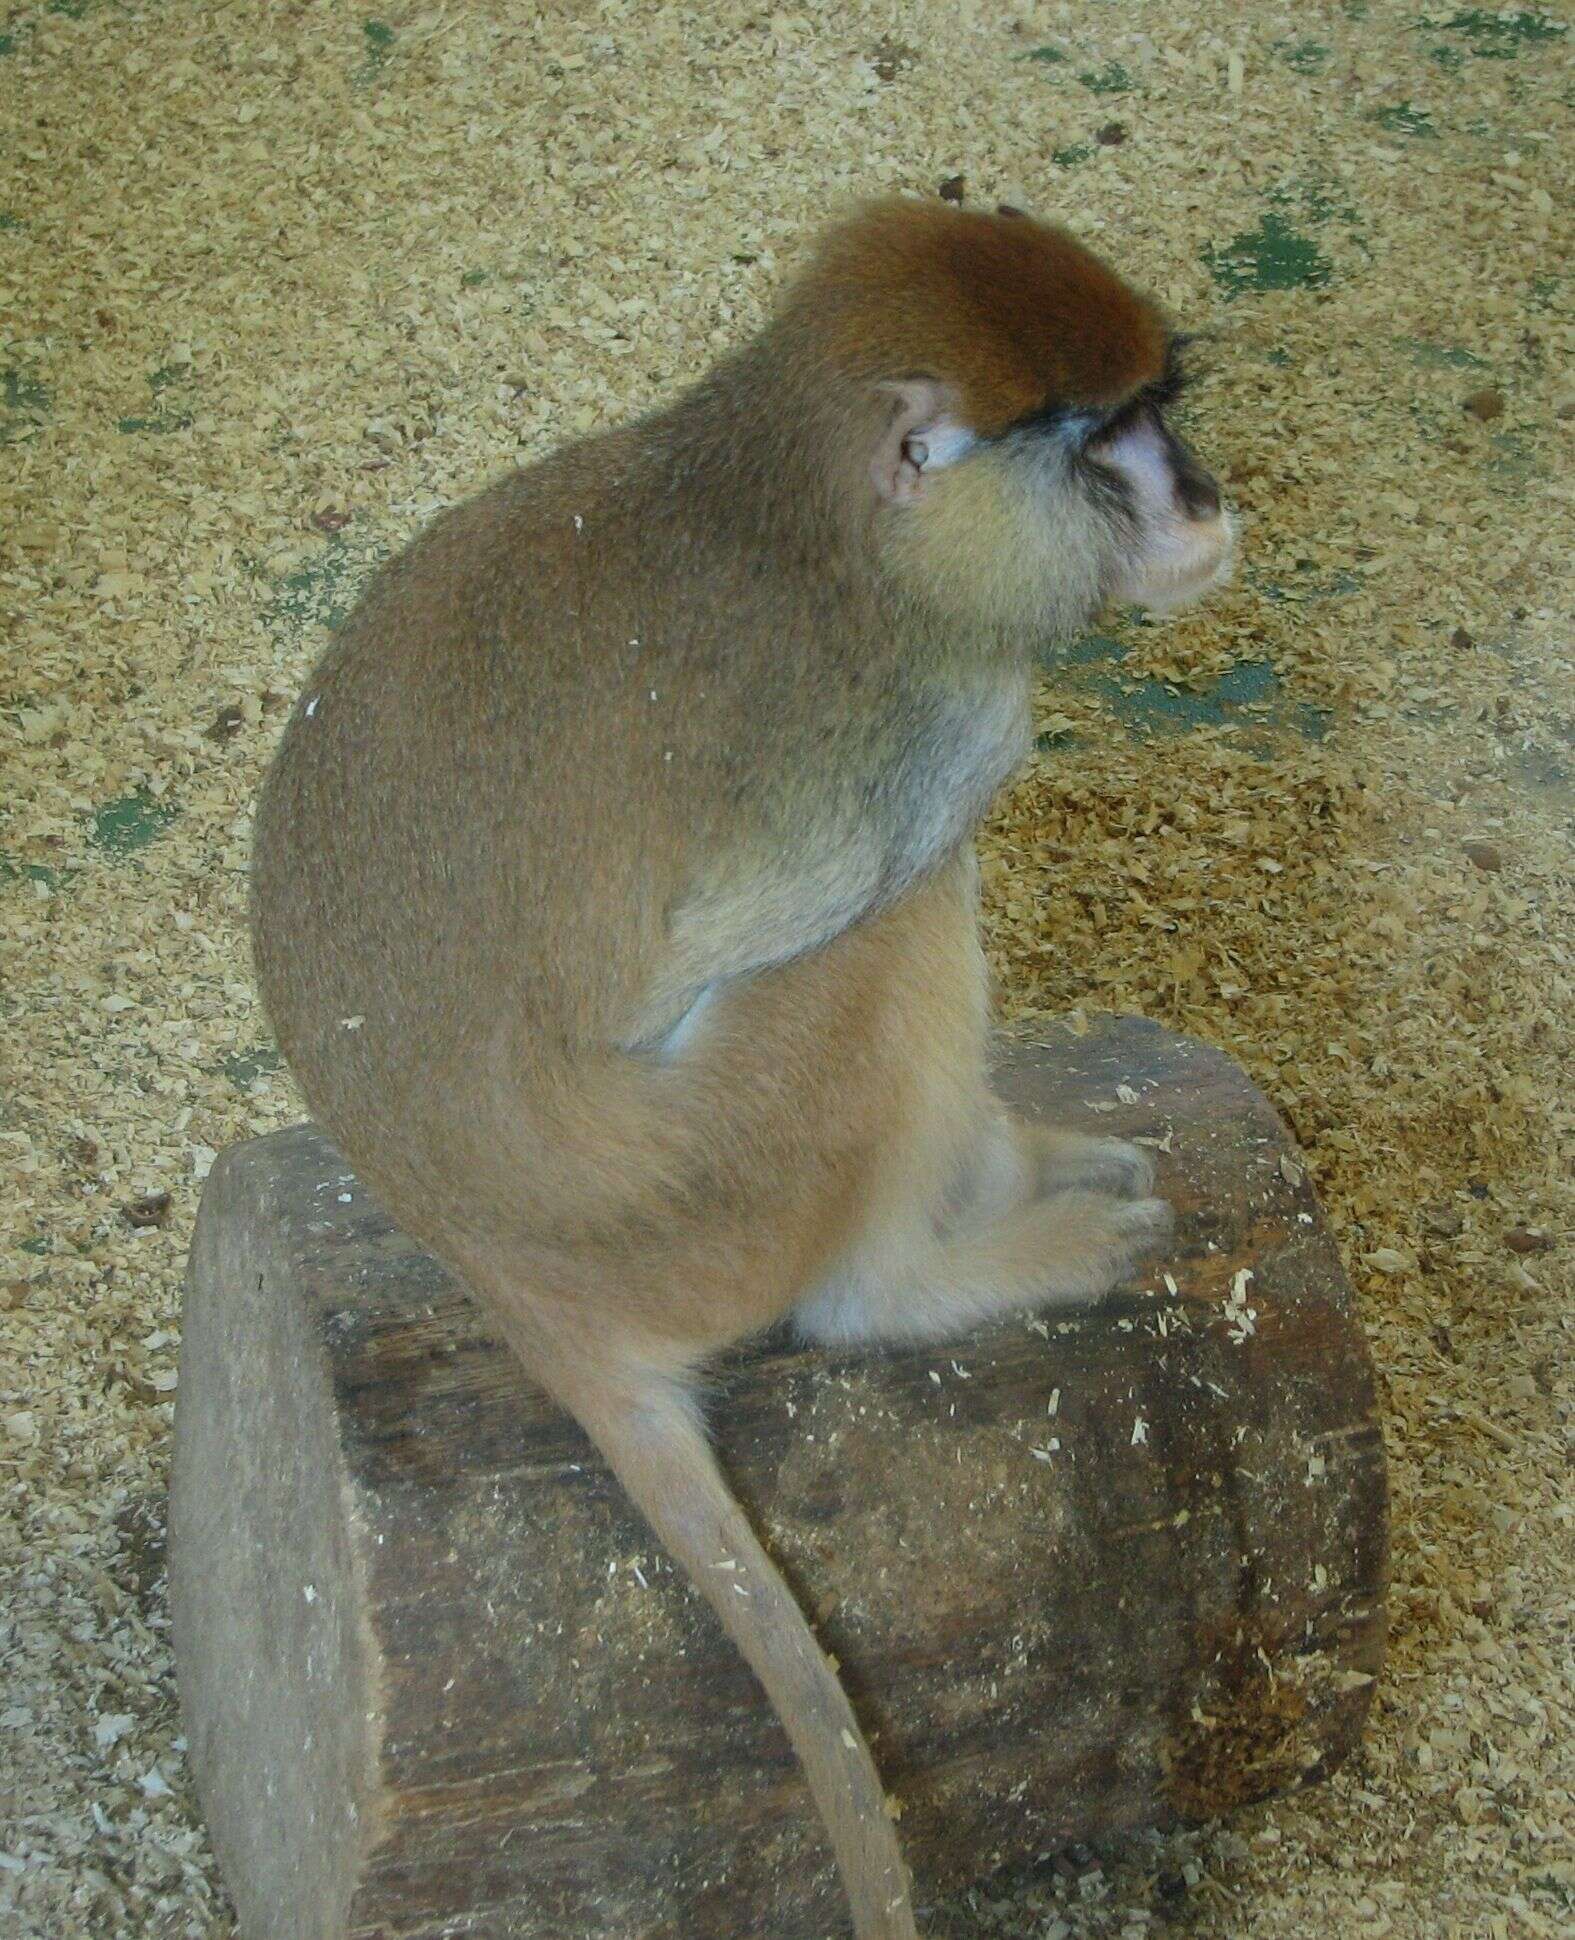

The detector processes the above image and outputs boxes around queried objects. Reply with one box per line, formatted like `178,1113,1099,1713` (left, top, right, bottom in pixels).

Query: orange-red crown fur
787,198,1169,434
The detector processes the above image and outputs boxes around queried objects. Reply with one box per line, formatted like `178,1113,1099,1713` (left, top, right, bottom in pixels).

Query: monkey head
782,198,1235,638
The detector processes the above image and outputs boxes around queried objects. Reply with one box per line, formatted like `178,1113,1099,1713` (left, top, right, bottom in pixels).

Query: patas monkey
252,198,1235,1939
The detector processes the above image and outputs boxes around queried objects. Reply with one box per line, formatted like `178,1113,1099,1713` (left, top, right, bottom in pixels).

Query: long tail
568,1373,918,1940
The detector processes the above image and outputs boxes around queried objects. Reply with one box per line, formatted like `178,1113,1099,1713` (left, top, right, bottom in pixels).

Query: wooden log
170,1016,1387,1940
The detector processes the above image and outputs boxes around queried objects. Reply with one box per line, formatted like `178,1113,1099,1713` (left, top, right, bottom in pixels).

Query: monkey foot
1018,1187,1175,1306
1029,1130,1157,1202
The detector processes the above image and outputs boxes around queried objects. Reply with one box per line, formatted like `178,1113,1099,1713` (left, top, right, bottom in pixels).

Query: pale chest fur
872,671,1031,898
656,670,1030,1026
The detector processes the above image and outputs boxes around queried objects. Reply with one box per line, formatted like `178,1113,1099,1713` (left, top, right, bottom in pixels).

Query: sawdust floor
1,2,1570,1936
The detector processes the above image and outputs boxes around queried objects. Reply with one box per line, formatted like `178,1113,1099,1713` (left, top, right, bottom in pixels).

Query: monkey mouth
1110,510,1237,617
1140,547,1236,616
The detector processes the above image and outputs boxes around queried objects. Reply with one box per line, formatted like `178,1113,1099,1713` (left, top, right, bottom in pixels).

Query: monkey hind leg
796,1187,1172,1347
1023,1123,1158,1202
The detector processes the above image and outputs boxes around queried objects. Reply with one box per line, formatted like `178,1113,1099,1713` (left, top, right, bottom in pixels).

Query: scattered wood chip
1421,1202,1465,1238
121,1191,173,1229
1503,1228,1552,1256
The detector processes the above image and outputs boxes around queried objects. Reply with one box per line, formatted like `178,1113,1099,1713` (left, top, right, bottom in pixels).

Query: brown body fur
252,199,1230,1938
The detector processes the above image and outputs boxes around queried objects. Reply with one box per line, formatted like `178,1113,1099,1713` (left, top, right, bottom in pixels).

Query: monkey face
871,359,1233,638
829,201,1236,639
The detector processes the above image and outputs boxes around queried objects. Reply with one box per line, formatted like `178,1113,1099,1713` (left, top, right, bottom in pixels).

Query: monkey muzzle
1099,417,1236,615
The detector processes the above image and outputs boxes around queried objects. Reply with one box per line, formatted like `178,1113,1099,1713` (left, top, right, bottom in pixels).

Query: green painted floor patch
1055,632,1128,669
89,789,177,855
264,539,370,636
3,366,50,412
119,409,193,433
1101,660,1331,742
1274,180,1361,231
1036,638,1329,743
1428,10,1566,59
0,34,14,54
1394,335,1489,371
1509,747,1571,795
1018,46,1066,65
2,366,50,445
1078,62,1132,94
1051,143,1093,168
120,364,195,435
1204,213,1332,297
1037,632,1129,675
1255,565,1361,605
222,1046,283,1090
1275,40,1331,74
0,856,62,890
1373,102,1438,137
357,17,396,80
1486,430,1540,480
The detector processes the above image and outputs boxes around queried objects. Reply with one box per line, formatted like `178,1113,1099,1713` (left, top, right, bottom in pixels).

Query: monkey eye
1102,347,1192,435
1086,398,1150,448
1003,402,1100,446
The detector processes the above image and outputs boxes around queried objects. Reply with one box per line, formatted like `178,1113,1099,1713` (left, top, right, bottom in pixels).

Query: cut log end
173,1162,380,1940
170,1016,1388,1940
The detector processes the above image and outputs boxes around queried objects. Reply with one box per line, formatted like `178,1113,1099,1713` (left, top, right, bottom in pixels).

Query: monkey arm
628,662,1031,1053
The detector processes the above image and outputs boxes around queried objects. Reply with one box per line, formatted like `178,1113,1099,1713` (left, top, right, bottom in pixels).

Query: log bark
170,1016,1388,1940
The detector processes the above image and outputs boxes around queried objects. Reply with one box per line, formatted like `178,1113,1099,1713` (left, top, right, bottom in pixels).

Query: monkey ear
871,380,977,507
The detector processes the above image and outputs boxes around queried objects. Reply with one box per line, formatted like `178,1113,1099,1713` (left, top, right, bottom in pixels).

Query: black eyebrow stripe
1139,334,1192,408
995,398,1084,438
997,333,1195,441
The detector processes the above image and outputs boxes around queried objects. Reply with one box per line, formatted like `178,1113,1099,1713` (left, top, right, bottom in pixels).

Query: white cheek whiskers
1131,509,1237,615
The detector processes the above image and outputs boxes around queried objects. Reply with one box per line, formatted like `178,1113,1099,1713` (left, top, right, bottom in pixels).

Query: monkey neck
638,338,874,581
